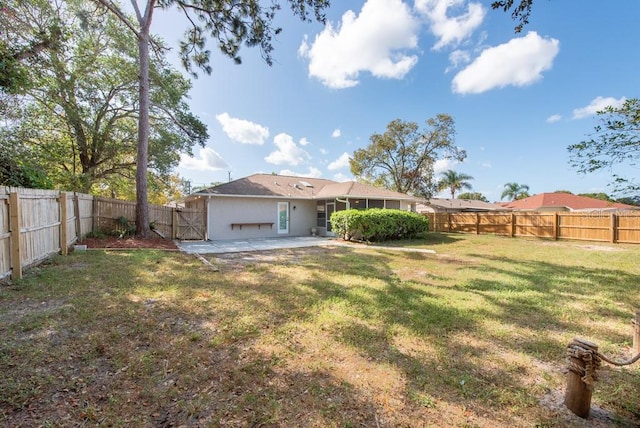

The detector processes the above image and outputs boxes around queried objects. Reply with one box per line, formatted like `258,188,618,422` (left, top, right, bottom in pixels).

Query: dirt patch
78,236,178,250
211,247,330,271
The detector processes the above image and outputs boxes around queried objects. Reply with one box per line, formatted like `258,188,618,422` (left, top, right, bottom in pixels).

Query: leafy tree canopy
457,192,488,202
0,140,53,188
578,193,613,202
0,0,207,196
437,170,473,199
615,196,640,206
350,116,465,199
0,2,62,94
568,98,640,196
491,0,535,33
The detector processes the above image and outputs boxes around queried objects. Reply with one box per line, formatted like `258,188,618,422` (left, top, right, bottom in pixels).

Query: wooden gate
174,208,206,240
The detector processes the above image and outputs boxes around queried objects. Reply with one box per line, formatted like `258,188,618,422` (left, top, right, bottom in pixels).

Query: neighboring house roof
499,193,638,211
187,174,419,201
417,198,506,212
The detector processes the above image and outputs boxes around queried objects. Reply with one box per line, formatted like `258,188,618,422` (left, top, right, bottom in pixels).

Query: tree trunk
136,28,151,238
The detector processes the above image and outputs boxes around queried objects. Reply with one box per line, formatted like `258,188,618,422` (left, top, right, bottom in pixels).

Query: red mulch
78,236,179,250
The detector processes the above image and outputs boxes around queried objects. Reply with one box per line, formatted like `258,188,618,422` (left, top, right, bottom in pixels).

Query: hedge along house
182,174,420,240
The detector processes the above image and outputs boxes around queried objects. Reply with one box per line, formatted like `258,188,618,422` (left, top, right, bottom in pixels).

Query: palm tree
501,182,530,200
438,170,474,199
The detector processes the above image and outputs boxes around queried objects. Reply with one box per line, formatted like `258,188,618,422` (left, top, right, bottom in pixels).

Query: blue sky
149,0,639,200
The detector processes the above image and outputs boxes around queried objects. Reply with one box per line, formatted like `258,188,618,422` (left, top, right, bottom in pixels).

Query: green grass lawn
1,233,639,427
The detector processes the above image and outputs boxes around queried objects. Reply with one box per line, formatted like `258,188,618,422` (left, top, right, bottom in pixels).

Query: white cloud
299,137,310,146
215,113,269,145
265,133,311,166
445,49,471,73
327,152,351,170
319,148,328,155
546,114,562,123
333,172,352,182
433,158,455,175
572,96,627,119
179,147,228,171
416,0,485,50
298,0,419,89
332,129,341,138
279,167,323,178
452,32,560,94
481,162,492,168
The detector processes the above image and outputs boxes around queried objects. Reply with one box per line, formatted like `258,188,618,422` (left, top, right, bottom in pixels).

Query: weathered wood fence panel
1,187,206,281
19,189,61,269
175,208,206,240
424,211,640,244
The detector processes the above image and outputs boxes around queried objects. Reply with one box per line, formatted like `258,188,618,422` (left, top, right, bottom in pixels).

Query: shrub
114,216,137,238
330,209,428,242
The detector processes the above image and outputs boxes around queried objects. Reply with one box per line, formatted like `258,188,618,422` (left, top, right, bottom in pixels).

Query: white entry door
277,202,289,234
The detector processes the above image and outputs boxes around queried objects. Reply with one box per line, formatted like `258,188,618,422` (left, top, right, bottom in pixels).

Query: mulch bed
78,236,179,250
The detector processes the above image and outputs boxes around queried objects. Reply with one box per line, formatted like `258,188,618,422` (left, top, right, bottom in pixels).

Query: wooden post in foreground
565,338,599,418
633,311,640,356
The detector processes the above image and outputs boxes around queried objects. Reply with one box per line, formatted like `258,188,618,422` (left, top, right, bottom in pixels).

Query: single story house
416,198,506,213
183,174,421,240
497,193,638,212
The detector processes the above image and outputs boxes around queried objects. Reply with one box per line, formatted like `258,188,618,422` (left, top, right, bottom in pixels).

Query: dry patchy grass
1,234,639,427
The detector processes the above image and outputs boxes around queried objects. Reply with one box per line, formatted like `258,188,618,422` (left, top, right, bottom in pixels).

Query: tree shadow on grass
3,245,639,426
460,253,640,346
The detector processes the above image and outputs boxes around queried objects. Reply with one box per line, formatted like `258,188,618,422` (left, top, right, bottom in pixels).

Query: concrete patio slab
176,236,436,255
176,236,337,254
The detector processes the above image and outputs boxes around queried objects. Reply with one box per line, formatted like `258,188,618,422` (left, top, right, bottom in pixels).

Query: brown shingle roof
501,193,637,211
192,174,419,201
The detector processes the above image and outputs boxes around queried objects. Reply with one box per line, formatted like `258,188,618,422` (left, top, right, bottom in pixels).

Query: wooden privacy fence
1,187,205,281
424,211,640,244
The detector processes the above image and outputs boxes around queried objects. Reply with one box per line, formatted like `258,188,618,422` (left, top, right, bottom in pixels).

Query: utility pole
228,171,232,182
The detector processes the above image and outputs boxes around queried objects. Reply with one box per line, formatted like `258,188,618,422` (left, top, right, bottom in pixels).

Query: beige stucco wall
207,196,318,240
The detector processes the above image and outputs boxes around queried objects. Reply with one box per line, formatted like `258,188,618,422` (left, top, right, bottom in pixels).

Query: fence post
172,208,178,239
59,192,68,255
610,213,617,244
9,192,22,280
447,213,452,232
510,213,516,238
633,311,640,356
553,212,559,240
475,213,480,235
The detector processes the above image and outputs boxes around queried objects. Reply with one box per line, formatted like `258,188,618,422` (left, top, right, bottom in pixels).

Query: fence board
0,194,10,279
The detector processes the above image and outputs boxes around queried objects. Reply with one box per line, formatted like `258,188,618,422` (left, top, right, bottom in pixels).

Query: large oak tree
0,0,207,199
350,116,466,199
